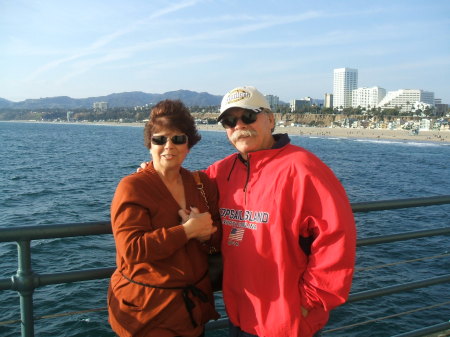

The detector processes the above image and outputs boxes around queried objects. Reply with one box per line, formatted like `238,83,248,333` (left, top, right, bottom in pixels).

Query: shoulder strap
192,171,209,210
192,171,219,255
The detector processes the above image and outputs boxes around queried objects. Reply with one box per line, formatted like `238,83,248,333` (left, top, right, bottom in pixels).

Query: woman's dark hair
144,99,201,149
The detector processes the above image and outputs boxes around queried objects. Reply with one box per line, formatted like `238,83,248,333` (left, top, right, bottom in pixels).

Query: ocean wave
353,138,445,147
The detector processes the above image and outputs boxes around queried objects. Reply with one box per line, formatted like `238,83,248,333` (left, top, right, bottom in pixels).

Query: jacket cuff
299,284,315,311
167,225,188,247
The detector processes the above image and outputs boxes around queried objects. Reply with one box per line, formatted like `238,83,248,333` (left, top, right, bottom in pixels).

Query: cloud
55,52,133,85
103,52,224,71
365,56,450,73
25,5,394,84
90,0,200,50
25,0,200,82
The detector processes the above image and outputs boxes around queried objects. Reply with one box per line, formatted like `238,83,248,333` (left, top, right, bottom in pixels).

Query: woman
108,99,221,337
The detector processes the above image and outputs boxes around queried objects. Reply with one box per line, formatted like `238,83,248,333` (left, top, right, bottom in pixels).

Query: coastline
2,120,449,143
196,123,450,143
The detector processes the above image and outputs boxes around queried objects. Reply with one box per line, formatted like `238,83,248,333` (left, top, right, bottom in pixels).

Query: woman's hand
179,207,217,241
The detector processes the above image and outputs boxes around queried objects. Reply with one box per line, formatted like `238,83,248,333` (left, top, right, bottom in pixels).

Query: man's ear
267,112,275,131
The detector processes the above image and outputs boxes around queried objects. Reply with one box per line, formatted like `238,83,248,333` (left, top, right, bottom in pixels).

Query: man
204,86,356,337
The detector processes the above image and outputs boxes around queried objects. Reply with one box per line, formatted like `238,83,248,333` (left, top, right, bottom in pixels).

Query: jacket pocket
121,298,143,312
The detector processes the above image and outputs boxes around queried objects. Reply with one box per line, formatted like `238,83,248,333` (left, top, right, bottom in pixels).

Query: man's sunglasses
220,109,262,129
151,135,188,145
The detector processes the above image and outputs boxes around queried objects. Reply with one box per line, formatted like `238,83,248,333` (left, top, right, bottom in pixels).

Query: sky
1,0,449,103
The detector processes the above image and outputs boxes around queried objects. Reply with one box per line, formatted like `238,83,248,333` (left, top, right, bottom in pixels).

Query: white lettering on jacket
220,208,270,228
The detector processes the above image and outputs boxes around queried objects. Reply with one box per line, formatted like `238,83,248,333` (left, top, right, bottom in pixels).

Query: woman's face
150,128,189,173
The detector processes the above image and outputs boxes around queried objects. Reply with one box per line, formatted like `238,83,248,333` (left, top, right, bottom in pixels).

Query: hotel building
377,89,434,113
352,86,386,109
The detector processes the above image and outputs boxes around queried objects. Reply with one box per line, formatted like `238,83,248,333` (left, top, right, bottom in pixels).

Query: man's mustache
230,129,257,142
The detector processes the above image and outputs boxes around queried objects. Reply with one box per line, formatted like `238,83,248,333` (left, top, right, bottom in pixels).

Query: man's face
222,108,275,159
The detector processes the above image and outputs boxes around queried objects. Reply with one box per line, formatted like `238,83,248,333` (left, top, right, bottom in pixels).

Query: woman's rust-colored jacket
108,163,221,337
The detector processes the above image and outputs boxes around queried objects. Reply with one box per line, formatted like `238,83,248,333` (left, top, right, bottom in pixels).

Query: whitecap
353,138,445,147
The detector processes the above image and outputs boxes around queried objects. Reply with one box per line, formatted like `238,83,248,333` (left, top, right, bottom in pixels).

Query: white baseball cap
218,86,270,121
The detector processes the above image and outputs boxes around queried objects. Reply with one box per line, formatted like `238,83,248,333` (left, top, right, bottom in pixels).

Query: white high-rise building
377,89,435,113
324,93,333,108
352,86,386,109
333,68,358,109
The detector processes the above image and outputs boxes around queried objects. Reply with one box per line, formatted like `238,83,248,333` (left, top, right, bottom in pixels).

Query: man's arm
297,166,357,312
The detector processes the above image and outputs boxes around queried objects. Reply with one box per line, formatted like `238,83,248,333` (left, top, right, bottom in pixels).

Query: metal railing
1,195,450,337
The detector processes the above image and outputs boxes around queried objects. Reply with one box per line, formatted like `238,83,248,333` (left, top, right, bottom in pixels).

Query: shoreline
196,123,450,143
2,120,449,143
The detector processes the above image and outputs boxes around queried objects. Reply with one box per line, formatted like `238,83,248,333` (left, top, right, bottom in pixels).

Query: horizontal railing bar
1,225,449,250
205,317,229,330
0,221,111,242
0,268,115,291
357,227,450,246
348,274,450,303
0,195,448,243
4,270,450,304
38,267,115,286
391,321,450,337
0,278,12,291
351,195,450,213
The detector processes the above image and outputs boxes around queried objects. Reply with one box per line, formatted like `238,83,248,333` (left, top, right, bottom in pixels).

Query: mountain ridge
0,90,223,109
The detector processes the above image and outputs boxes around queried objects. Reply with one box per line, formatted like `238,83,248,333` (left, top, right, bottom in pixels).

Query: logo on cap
225,89,251,104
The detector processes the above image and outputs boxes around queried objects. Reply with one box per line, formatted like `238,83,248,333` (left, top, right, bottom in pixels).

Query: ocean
0,121,449,336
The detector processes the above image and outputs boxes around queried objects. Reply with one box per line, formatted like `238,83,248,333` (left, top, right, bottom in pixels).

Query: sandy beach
196,123,450,143
3,120,449,143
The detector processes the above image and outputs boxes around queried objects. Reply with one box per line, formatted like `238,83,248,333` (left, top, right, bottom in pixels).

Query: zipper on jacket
227,153,251,205
226,155,239,181
243,155,251,205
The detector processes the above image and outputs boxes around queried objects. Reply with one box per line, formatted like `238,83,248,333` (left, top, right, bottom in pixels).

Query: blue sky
1,0,449,103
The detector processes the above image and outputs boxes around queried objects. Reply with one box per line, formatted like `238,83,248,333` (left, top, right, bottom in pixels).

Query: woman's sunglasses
151,135,188,145
220,109,261,129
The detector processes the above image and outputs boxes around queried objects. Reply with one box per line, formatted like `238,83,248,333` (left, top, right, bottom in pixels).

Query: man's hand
137,161,150,172
180,207,212,242
301,306,309,318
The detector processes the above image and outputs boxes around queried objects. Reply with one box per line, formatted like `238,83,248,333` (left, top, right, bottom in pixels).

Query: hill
0,90,222,109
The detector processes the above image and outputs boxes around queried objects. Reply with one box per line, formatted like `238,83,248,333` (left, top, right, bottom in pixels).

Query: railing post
12,240,36,337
